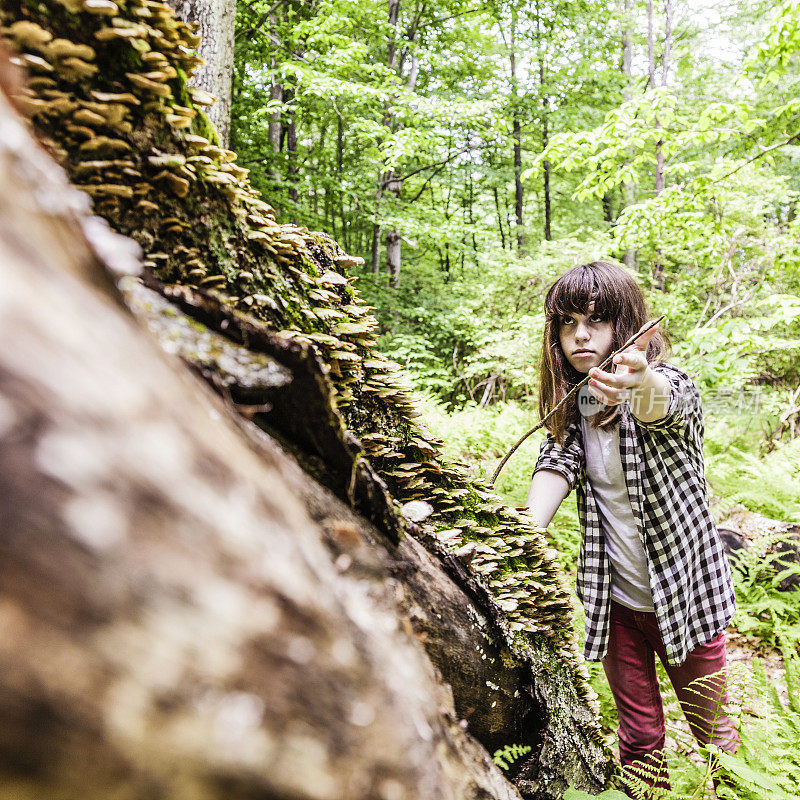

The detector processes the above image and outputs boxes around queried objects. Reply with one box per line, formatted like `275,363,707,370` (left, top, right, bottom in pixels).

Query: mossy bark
0,91,532,800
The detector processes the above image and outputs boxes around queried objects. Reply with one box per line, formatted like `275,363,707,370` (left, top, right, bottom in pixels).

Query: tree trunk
620,0,636,271
648,0,666,197
386,178,402,288
167,0,235,147
371,215,382,274
372,0,402,280
494,186,507,249
719,511,800,591
541,65,551,242
268,87,283,155
337,114,348,248
510,15,525,256
382,45,418,287
648,0,671,290
656,0,672,198
489,149,507,248
513,117,525,255
267,2,284,178
386,0,401,70
286,88,299,213
535,6,551,242
0,3,615,793
0,84,536,800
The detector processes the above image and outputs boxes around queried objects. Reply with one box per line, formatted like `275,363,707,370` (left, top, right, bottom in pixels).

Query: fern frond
711,745,795,800
491,742,531,771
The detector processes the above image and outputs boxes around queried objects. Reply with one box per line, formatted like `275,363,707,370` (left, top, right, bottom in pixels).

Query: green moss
114,43,143,75
192,109,220,146
172,66,193,106
172,67,220,146
307,231,338,265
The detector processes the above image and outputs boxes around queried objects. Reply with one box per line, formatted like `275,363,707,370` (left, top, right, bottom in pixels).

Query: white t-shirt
581,416,655,612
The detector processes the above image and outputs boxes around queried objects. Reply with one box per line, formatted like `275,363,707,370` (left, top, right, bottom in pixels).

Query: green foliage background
233,0,800,796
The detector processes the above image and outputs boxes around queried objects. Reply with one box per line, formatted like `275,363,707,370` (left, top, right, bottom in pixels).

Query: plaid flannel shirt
534,362,736,667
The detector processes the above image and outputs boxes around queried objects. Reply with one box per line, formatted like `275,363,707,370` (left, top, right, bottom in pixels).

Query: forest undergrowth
419,393,800,799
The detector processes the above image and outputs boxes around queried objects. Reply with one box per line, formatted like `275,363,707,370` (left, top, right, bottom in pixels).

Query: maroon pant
602,600,739,789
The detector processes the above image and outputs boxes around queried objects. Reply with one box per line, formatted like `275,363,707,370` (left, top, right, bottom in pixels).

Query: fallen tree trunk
0,83,528,800
719,510,800,590
0,2,614,793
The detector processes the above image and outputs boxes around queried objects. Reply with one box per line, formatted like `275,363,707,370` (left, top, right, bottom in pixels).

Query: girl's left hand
587,322,660,406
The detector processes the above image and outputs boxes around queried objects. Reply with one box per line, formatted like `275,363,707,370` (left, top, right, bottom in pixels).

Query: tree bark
267,4,283,159
655,0,672,198
647,0,656,88
540,63,551,242
648,0,670,290
168,0,236,147
488,148,507,248
494,185,507,249
382,17,418,287
286,87,299,214
535,5,551,242
386,174,402,287
510,14,526,256
371,215,382,274
468,155,478,258
719,511,800,591
620,0,636,271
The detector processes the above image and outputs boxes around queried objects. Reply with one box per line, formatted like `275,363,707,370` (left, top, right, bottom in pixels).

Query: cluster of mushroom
1,0,601,726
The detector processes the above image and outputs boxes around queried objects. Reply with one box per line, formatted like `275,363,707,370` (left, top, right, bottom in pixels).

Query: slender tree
620,0,636,270
509,8,526,255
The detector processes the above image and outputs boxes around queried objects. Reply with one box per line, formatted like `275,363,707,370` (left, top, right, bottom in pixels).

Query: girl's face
558,302,614,374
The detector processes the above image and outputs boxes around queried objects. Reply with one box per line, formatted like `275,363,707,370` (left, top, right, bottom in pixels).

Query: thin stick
490,314,666,486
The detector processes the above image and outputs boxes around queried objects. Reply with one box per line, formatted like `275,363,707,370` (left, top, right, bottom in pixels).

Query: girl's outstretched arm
525,468,570,529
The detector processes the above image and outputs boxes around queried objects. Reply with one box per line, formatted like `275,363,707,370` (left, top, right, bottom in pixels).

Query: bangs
544,264,620,321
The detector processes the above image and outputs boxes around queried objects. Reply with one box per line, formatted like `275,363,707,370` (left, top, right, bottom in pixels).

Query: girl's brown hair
539,261,670,444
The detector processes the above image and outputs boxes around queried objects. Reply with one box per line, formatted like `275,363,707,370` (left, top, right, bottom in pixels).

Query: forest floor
725,633,789,706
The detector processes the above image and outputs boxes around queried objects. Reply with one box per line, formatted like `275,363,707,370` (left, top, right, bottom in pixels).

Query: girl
526,261,738,791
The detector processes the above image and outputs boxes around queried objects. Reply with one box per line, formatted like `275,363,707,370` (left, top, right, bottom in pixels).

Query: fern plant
729,532,800,647
710,644,800,800
492,743,532,771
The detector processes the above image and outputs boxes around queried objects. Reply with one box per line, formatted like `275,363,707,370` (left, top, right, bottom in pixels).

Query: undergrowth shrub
705,433,800,523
